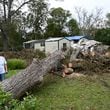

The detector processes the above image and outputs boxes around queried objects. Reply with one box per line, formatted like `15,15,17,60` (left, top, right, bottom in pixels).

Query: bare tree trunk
0,27,9,51
0,51,64,99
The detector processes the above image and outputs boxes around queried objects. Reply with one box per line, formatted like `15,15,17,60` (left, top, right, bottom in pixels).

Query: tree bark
0,26,9,51
0,51,64,99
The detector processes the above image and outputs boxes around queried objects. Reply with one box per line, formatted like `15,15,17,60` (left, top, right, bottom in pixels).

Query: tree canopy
0,0,110,51
45,7,73,38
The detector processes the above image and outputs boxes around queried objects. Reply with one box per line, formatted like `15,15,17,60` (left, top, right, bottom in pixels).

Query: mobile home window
62,43,67,51
40,42,45,46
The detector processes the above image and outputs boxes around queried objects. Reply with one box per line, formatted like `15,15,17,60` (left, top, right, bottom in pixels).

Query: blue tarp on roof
65,36,84,40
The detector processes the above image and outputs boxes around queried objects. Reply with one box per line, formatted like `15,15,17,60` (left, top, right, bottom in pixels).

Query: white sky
48,0,110,17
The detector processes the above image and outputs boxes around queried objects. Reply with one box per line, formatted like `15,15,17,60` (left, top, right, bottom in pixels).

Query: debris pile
73,55,110,75
70,40,110,75
57,40,110,77
70,40,109,61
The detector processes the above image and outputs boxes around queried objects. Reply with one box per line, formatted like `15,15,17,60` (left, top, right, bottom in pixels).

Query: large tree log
0,51,64,99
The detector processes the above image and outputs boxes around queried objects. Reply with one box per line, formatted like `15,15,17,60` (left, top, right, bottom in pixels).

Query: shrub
1,49,46,66
34,49,46,59
7,59,27,70
14,95,38,110
0,88,18,110
0,49,46,59
0,88,37,110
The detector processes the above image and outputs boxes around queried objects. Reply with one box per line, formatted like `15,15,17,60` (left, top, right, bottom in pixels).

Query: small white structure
45,37,70,54
23,39,45,51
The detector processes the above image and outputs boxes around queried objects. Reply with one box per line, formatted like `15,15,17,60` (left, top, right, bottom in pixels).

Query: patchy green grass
31,74,110,110
5,70,20,78
5,70,110,110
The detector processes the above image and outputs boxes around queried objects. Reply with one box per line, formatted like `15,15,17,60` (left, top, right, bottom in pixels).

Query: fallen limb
0,51,64,99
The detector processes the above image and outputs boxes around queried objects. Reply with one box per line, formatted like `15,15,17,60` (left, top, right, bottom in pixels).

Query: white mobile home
45,37,70,54
23,39,45,51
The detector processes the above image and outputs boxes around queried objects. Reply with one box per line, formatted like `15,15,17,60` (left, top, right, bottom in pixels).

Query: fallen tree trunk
0,51,64,99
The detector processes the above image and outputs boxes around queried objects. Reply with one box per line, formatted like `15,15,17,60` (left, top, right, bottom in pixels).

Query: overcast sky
48,0,110,17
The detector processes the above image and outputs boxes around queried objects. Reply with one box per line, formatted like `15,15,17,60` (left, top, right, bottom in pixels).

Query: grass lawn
6,70,110,110
30,73,110,110
5,70,18,78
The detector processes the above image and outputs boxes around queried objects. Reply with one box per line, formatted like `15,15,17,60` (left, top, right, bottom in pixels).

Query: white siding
59,39,70,50
34,43,45,51
45,38,70,54
45,41,58,54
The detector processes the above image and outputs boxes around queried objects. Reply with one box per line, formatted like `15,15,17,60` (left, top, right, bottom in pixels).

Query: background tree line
0,0,110,51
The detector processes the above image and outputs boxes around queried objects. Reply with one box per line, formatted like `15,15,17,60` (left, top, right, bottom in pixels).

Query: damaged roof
65,36,85,40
